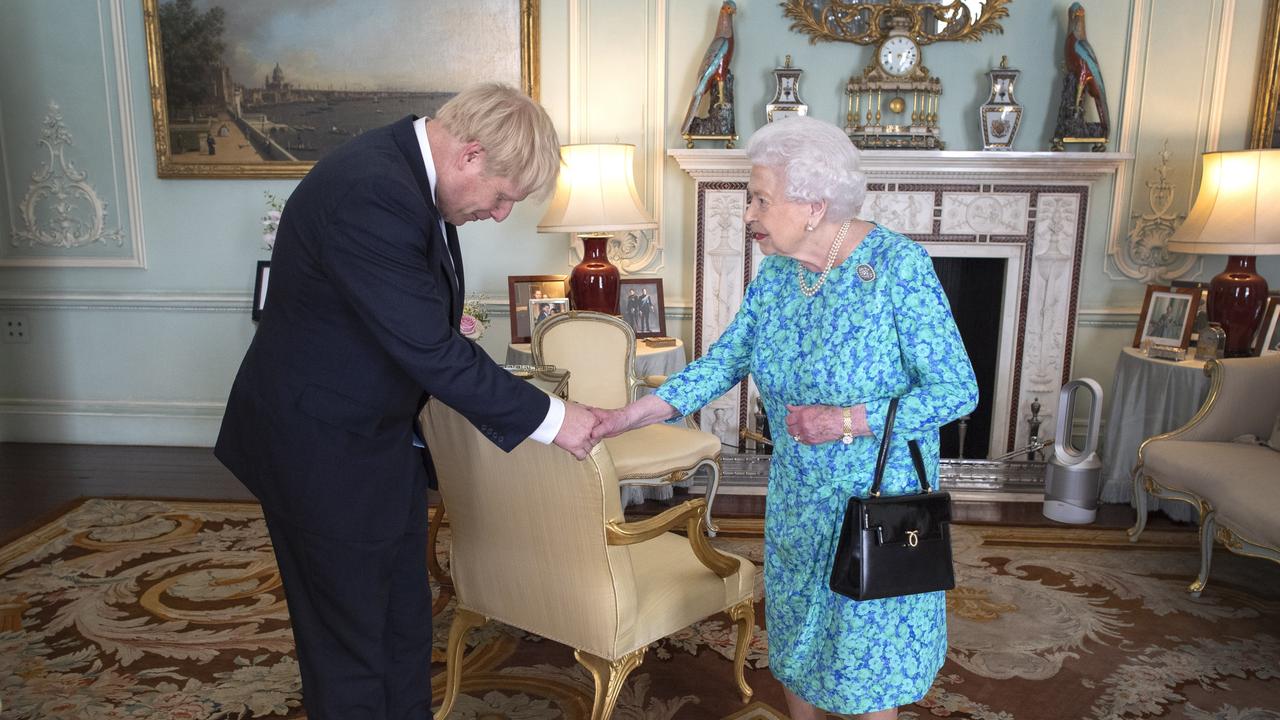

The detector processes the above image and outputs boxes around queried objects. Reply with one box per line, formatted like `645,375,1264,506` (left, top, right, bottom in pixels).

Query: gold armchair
531,310,726,534
421,399,756,720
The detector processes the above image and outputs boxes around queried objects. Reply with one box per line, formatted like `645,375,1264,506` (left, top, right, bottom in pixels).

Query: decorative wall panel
0,0,143,267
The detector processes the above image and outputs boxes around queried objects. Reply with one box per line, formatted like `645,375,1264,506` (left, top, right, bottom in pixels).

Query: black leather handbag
829,397,956,601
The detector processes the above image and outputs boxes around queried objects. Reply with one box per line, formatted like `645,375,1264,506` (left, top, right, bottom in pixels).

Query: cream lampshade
1166,149,1280,356
537,144,657,314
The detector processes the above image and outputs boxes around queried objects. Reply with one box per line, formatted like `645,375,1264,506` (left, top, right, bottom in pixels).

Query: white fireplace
669,149,1130,460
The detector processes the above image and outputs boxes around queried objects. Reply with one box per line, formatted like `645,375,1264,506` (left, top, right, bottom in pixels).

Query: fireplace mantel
669,149,1130,182
669,147,1133,465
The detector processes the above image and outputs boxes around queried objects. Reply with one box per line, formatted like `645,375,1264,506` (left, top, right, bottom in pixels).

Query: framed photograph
1253,296,1280,356
508,275,568,343
1171,280,1210,344
1133,284,1200,350
252,260,270,321
618,279,666,338
142,0,540,179
529,297,569,332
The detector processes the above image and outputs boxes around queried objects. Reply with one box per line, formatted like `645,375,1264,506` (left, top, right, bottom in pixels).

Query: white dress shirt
412,117,565,444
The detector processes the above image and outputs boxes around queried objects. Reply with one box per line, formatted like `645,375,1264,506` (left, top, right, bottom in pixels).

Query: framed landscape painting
142,0,539,178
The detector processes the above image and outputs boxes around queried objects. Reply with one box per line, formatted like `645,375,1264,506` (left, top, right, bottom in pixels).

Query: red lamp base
569,234,620,314
1207,255,1269,357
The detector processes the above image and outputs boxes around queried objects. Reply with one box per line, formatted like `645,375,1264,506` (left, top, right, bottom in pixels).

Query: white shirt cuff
528,395,565,445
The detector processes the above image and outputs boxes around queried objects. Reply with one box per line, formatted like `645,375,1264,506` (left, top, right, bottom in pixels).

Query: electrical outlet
3,315,30,343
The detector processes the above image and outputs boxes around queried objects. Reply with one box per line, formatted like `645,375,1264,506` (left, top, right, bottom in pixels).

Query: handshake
550,395,675,460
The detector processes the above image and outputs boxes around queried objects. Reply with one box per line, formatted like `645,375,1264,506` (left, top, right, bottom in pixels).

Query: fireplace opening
932,256,1005,459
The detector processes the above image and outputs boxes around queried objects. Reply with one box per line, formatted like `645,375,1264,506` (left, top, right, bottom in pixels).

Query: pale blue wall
1,0,1276,446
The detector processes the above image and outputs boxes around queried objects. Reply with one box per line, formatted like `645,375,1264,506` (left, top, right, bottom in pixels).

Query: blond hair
436,83,561,199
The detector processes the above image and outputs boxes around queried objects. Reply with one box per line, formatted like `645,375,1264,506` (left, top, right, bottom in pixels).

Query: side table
506,338,688,381
1100,347,1212,522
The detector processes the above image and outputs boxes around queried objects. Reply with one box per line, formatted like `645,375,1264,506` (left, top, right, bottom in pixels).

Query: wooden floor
0,442,1191,546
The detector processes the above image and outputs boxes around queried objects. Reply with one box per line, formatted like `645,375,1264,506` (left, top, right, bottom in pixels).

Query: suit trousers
265,499,432,720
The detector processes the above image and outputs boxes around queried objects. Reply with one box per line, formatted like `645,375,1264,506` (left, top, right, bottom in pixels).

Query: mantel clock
848,16,942,149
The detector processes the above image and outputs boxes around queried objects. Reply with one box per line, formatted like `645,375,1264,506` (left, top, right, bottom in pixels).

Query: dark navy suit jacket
215,115,549,541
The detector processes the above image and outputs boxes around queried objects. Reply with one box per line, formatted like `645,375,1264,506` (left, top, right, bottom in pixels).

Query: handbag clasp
906,529,919,547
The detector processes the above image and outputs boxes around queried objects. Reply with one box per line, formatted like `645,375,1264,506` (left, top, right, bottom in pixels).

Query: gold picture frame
1250,0,1280,148
142,0,540,179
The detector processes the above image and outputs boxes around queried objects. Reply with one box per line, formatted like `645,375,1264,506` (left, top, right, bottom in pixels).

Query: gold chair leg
428,504,452,591
434,607,487,720
574,647,646,720
703,458,723,537
727,599,755,704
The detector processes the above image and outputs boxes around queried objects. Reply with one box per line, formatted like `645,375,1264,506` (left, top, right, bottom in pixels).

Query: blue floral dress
655,225,978,714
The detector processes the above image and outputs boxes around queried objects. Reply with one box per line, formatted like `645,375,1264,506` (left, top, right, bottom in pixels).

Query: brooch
855,263,876,282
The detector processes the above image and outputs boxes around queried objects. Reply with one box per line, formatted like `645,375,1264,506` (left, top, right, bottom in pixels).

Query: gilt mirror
781,0,1011,45
1251,0,1280,148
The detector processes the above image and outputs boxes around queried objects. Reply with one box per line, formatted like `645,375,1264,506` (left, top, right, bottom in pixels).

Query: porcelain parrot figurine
681,1,737,137
1064,2,1109,136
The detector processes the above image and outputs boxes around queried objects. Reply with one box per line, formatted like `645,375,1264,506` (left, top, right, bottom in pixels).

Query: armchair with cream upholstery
421,399,756,720
532,311,727,534
1129,354,1280,595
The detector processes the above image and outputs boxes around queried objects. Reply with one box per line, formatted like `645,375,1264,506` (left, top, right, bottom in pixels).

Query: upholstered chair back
422,399,639,657
532,311,636,409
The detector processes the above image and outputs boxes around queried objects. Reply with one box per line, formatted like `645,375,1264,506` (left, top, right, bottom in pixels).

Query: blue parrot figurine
1064,2,1109,136
681,1,736,136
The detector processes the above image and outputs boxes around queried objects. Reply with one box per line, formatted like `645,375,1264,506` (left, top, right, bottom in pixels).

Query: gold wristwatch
841,407,854,445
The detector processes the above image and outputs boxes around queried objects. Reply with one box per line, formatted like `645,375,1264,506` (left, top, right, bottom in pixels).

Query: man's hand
553,401,600,460
590,407,630,441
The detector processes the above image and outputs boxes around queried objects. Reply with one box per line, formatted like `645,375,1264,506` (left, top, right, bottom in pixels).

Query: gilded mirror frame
142,0,540,179
1250,0,1280,148
781,0,1011,46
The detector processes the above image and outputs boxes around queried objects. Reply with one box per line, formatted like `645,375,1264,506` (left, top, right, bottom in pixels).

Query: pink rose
460,314,482,339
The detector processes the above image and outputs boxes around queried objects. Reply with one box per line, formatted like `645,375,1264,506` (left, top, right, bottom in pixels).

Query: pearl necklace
796,220,852,298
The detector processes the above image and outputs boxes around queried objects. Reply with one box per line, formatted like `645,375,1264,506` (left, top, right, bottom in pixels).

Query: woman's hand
785,403,869,445
589,394,678,441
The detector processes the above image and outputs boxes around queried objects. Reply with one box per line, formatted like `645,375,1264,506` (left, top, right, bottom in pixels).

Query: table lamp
537,144,657,314
1166,149,1280,357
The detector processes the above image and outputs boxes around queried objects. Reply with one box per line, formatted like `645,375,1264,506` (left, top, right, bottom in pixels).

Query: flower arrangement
261,192,284,251
460,294,490,340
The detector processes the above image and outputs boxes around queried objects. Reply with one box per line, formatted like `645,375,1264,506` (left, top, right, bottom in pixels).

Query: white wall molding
1205,0,1234,152
0,398,224,446
1077,308,1141,328
0,291,250,313
106,0,147,268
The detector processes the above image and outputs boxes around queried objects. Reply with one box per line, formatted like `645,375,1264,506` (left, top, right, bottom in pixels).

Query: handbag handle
868,397,930,497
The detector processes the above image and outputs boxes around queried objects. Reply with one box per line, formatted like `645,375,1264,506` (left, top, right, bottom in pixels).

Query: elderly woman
591,116,977,719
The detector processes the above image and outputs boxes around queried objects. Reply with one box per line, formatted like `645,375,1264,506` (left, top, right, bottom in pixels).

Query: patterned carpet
1,499,1278,719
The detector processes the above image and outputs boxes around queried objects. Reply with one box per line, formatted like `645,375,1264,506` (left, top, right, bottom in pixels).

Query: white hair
745,116,866,221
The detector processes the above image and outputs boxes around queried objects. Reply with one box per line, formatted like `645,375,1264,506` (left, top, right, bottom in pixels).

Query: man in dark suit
215,83,597,719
